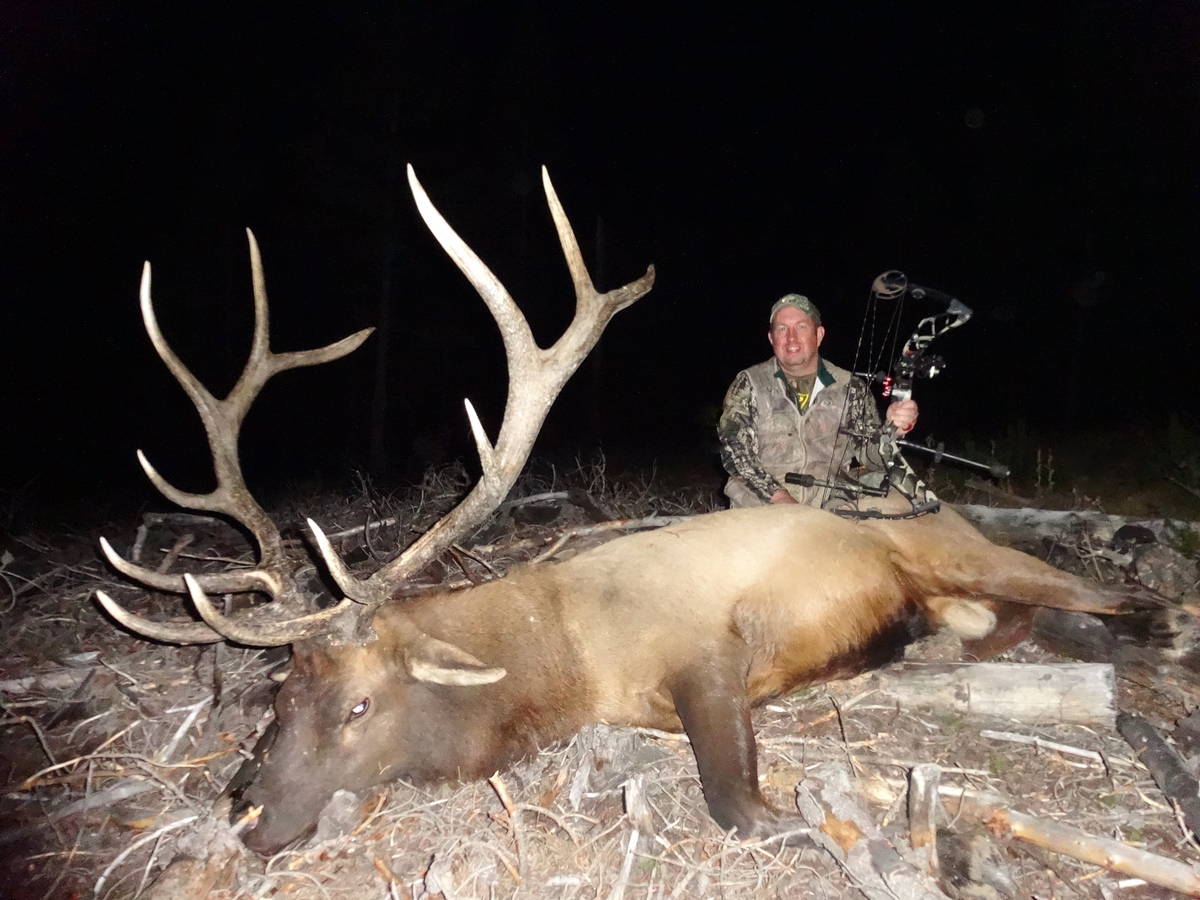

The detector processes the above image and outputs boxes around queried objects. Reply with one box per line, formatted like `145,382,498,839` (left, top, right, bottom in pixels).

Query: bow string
819,270,975,516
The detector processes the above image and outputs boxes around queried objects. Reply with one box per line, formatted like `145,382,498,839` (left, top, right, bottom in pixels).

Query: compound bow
788,270,975,519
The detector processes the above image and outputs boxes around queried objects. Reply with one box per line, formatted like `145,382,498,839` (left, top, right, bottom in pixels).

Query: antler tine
181,575,358,646
309,166,654,611
99,535,279,596
135,232,373,573
96,574,360,647
95,588,225,644
98,233,374,644
229,230,377,426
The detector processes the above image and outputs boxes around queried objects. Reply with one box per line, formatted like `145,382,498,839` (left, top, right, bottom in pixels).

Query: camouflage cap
769,294,821,327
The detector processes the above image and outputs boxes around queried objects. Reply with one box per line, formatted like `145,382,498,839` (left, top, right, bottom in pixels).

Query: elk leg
895,540,1157,616
970,553,1160,615
883,507,1161,616
670,658,811,845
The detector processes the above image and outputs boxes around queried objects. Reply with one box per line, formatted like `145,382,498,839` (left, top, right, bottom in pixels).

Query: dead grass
927,423,1200,522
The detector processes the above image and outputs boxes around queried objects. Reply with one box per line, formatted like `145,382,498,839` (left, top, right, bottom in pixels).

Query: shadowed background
2,2,1197,521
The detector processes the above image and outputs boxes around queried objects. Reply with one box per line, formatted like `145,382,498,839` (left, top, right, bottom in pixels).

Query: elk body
239,503,1146,853
97,165,1150,856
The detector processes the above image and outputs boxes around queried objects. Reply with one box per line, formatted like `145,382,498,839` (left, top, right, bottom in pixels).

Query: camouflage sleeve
717,371,781,502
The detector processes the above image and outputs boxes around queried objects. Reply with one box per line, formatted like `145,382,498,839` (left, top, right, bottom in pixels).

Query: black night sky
2,3,1198,521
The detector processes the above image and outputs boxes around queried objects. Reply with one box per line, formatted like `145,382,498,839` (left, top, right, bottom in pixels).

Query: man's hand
885,399,919,435
770,488,799,504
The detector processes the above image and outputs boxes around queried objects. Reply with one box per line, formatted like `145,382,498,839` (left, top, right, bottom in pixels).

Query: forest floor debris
3,460,1200,899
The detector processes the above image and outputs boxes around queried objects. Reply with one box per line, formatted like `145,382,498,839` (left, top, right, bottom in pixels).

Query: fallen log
1117,713,1200,841
939,786,1200,897
796,761,948,900
955,504,1200,546
865,662,1116,726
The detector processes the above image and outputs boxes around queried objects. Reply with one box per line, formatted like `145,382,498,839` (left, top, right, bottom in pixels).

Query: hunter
718,293,919,508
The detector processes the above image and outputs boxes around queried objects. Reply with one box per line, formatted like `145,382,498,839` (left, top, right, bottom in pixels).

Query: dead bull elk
98,165,1150,855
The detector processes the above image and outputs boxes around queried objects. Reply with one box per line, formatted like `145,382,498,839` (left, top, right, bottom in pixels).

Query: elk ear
404,635,507,686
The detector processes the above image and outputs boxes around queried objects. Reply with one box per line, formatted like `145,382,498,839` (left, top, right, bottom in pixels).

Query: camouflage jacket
718,357,889,505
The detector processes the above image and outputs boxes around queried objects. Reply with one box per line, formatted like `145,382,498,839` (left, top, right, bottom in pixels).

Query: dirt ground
3,464,1200,900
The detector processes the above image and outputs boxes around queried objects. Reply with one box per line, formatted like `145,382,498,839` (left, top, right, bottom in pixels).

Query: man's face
768,305,825,377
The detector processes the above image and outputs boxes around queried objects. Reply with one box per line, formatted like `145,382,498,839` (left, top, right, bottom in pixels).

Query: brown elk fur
238,502,1143,853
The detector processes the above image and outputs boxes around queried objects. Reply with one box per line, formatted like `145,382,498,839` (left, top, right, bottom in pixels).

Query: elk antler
189,166,654,644
100,167,654,647
308,166,655,628
95,230,374,644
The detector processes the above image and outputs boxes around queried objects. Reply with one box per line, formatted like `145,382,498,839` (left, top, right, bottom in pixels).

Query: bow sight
867,270,974,402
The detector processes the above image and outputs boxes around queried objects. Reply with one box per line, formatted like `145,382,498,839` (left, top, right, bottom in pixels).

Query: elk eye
348,698,370,720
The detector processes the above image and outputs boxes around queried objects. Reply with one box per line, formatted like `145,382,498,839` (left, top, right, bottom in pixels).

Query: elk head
95,165,655,852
